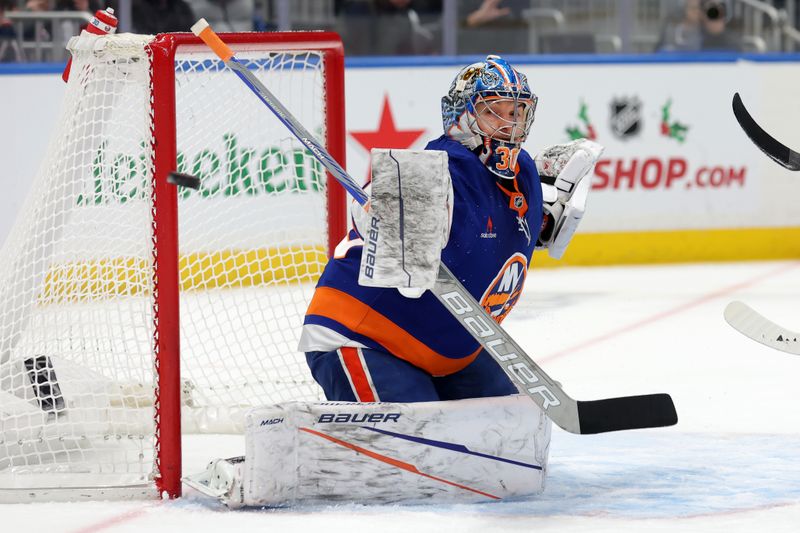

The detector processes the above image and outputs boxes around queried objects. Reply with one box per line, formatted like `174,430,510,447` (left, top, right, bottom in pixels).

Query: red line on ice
539,261,800,363
69,506,149,533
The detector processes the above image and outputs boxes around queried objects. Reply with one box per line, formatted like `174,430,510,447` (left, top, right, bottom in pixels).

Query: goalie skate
183,456,245,507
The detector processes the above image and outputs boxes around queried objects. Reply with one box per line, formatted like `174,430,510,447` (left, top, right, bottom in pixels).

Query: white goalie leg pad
358,148,452,292
199,395,551,507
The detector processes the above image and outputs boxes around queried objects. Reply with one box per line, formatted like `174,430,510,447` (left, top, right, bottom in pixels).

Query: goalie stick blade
577,394,677,434
732,93,800,171
724,300,800,355
167,172,201,190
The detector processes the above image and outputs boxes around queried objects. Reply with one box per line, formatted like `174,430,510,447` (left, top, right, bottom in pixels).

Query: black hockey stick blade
732,92,800,171
167,172,201,190
577,394,677,434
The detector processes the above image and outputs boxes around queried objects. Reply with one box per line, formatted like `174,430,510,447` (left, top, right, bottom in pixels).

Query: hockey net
0,31,346,500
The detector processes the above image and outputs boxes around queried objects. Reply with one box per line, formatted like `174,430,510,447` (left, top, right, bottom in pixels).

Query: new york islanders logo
480,253,528,323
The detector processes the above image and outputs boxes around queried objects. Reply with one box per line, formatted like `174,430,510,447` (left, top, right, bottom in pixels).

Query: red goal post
0,30,347,501
150,31,347,499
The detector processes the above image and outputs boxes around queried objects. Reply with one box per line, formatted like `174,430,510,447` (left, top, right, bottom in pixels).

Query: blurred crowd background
1,0,800,62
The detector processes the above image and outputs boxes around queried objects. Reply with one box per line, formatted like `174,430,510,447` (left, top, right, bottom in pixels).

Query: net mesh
174,48,328,424
0,33,333,496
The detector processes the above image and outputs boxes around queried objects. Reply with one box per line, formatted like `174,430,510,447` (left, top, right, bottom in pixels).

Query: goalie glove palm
535,139,604,259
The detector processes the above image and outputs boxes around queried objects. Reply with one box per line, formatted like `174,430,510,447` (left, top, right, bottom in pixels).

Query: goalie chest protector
302,135,543,376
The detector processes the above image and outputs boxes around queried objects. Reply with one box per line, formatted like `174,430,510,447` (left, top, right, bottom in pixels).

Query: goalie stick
732,92,800,171
724,301,800,355
191,19,677,434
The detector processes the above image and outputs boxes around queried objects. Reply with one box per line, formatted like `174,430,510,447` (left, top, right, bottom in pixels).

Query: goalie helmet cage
0,31,346,501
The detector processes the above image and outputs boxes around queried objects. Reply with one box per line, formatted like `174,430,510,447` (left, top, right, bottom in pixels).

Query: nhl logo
513,195,524,209
610,96,642,139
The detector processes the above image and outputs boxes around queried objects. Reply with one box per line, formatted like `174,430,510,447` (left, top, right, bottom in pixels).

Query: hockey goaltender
184,51,664,507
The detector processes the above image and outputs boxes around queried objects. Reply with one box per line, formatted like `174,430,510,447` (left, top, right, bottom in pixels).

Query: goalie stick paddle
192,19,677,434
724,301,800,355
732,92,800,171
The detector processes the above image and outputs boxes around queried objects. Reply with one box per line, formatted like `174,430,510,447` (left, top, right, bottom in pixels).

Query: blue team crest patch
480,253,528,323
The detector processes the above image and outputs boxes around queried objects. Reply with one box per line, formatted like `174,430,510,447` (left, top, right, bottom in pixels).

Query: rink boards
2,54,800,266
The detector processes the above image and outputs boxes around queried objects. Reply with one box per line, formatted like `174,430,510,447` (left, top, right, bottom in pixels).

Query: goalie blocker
357,148,452,294
184,395,551,506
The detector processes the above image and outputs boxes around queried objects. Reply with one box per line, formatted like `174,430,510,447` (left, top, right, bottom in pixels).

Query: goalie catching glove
535,139,604,259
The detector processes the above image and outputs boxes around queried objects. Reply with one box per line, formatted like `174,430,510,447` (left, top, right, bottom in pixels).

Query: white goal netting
0,32,338,499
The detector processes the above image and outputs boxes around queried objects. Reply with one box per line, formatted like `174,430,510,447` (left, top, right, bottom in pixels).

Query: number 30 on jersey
495,146,519,172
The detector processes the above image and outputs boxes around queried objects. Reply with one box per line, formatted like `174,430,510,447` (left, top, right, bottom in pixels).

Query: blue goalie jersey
299,134,543,376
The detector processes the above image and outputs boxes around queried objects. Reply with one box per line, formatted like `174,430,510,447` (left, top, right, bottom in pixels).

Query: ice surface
4,260,800,532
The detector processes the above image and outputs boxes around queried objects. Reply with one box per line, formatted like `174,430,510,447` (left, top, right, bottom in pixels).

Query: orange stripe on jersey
338,347,378,402
307,287,480,376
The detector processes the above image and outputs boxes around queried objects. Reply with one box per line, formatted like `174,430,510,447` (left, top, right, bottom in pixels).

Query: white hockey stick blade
192,20,677,435
724,300,800,355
